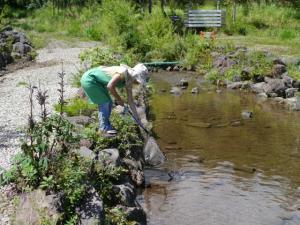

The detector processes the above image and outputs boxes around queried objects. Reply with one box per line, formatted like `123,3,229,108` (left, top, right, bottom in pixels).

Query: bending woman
80,63,148,135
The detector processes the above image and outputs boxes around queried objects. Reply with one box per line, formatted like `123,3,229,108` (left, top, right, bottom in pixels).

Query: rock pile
0,26,35,70
211,47,300,111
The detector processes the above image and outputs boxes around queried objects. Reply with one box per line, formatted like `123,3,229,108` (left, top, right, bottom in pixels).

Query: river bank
0,39,156,224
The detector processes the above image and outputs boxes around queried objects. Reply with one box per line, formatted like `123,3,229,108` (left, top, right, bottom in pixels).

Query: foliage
0,114,79,189
105,207,135,225
54,97,97,117
92,165,126,205
288,64,300,81
98,112,143,156
79,47,123,68
222,3,300,41
82,111,143,157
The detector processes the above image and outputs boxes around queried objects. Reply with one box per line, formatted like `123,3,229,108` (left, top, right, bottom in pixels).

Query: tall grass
223,3,300,41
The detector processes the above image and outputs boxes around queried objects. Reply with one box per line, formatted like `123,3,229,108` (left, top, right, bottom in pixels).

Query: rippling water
139,72,300,225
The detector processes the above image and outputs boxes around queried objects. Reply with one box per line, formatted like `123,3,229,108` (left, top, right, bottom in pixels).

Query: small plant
36,83,48,121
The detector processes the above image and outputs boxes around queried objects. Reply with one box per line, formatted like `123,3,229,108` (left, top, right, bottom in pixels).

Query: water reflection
140,72,300,225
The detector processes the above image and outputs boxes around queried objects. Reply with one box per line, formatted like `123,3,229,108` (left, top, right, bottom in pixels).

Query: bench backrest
185,10,226,28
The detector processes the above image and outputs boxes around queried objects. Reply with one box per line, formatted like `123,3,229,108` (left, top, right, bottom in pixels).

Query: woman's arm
107,74,124,106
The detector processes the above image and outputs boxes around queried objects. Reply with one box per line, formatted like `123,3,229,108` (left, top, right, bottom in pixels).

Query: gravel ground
0,40,98,224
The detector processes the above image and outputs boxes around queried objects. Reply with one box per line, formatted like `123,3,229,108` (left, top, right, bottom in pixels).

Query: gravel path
0,40,98,224
0,40,97,170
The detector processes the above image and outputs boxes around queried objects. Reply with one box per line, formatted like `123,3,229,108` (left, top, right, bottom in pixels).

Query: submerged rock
230,120,243,127
241,111,253,119
170,87,182,95
186,122,212,128
191,87,199,94
178,79,189,87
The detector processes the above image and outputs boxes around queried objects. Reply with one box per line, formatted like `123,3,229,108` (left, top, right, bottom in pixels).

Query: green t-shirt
80,67,126,104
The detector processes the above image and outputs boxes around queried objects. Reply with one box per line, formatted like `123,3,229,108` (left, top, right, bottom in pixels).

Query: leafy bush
0,114,79,190
79,47,122,68
54,97,97,117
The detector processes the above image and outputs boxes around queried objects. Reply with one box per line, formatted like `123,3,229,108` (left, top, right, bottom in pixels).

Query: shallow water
139,72,300,225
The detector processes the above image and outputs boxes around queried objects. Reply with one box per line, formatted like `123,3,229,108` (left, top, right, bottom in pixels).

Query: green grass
220,3,300,57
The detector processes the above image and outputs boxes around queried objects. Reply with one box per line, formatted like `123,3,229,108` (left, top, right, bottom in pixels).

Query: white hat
121,63,148,85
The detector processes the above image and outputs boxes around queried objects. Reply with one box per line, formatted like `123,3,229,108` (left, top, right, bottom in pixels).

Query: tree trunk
149,0,152,14
232,1,237,23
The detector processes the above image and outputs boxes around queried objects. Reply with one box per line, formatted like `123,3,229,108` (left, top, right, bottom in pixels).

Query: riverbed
140,72,300,225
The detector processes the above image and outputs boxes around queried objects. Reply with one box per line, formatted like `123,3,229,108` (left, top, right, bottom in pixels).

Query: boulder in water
170,87,182,95
241,111,253,119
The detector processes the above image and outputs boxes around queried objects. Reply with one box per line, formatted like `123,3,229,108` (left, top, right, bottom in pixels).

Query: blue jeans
98,102,113,131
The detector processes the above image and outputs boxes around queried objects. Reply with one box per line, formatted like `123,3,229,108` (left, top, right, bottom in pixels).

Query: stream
139,72,300,225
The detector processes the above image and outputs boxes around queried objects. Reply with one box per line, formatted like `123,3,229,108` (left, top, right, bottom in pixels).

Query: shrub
54,98,97,117
280,29,297,40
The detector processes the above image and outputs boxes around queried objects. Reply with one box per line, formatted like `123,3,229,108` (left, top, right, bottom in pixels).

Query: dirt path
0,40,98,171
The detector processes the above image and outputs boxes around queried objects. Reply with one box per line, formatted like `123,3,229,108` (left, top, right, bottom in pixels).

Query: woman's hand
107,73,124,105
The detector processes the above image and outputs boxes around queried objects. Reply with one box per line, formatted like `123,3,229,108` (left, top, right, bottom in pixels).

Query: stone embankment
0,26,35,73
212,48,300,111
0,39,97,224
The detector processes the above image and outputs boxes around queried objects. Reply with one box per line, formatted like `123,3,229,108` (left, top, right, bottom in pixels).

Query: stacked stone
0,26,34,69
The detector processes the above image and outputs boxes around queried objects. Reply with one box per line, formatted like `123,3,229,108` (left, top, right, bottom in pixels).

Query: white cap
121,63,148,85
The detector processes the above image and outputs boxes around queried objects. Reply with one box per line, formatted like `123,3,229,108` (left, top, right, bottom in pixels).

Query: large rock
14,190,62,224
273,58,287,66
170,87,182,95
227,81,243,89
263,77,287,97
76,146,96,161
123,206,147,225
0,27,35,69
282,73,294,88
12,42,33,56
271,64,287,78
77,186,104,225
98,148,120,167
251,82,266,93
285,88,298,98
213,55,236,70
112,184,136,207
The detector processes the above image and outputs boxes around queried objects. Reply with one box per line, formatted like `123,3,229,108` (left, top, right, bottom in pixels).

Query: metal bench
184,9,226,28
